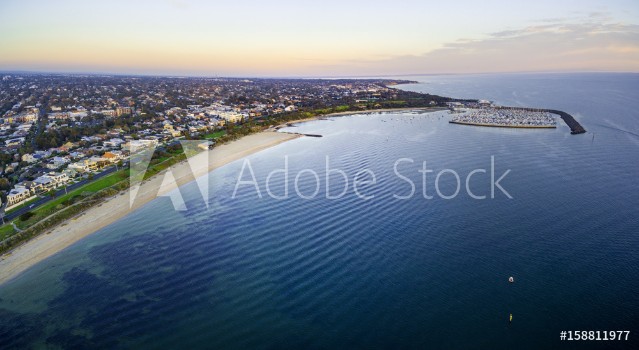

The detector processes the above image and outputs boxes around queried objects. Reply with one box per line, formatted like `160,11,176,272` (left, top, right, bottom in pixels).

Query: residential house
22,153,43,163
104,138,125,148
33,172,69,191
6,187,32,207
68,161,90,172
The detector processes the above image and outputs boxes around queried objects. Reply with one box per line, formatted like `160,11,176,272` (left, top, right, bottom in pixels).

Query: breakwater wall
494,106,586,134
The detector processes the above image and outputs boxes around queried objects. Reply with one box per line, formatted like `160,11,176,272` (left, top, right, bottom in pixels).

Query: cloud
314,15,639,75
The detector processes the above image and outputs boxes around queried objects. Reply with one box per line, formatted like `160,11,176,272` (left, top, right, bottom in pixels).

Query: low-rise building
104,138,125,148
96,109,117,118
48,112,70,120
50,156,70,168
122,139,159,151
115,106,132,116
5,138,25,147
32,172,69,192
102,152,121,163
22,153,44,163
6,187,32,207
68,161,90,172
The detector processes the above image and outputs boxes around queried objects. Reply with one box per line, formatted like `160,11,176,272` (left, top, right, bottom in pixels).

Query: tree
48,189,56,199
0,178,11,191
49,138,59,148
20,211,34,221
0,153,12,166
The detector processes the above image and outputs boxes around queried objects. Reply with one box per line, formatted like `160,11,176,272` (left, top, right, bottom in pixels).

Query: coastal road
2,166,118,223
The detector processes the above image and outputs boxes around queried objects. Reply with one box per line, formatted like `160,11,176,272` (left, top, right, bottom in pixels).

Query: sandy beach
0,107,444,285
0,131,300,285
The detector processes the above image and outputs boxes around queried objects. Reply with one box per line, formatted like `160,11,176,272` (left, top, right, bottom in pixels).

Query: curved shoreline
0,107,446,286
0,131,300,285
0,105,543,286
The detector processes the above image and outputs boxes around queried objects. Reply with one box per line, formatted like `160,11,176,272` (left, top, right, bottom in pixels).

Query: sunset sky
1,0,638,77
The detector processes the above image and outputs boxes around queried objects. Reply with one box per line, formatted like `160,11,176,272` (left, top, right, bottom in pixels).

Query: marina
448,105,586,134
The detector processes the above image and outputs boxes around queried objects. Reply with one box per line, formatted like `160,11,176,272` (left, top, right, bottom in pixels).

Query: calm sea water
1,73,638,349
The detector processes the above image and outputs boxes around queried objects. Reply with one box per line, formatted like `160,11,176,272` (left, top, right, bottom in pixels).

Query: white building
22,153,44,163
50,156,70,168
123,139,159,151
68,162,90,172
69,110,88,119
33,172,69,191
5,138,25,147
6,187,33,207
104,138,125,148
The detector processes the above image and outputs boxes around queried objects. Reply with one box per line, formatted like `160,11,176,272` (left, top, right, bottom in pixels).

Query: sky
0,0,638,77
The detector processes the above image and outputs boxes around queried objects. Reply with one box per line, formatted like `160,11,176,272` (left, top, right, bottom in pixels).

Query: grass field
203,130,226,139
14,170,128,229
0,224,14,241
334,105,351,112
75,171,127,193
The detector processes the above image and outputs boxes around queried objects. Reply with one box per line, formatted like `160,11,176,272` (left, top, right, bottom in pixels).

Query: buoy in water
508,276,514,283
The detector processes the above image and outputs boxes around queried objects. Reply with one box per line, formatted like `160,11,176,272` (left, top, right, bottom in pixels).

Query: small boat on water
509,314,513,322
508,276,514,283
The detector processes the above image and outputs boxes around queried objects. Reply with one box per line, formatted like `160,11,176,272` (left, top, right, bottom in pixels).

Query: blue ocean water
1,73,638,349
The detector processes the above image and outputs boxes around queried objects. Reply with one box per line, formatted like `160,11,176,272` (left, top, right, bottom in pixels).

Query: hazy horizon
0,69,637,80
1,0,638,76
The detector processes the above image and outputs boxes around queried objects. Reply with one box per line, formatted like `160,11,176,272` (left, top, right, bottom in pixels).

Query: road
1,166,118,223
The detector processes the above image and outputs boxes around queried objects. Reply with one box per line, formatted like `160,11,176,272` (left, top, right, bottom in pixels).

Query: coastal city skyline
1,0,638,76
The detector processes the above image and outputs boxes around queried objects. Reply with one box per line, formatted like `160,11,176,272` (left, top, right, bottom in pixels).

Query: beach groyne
494,106,586,134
